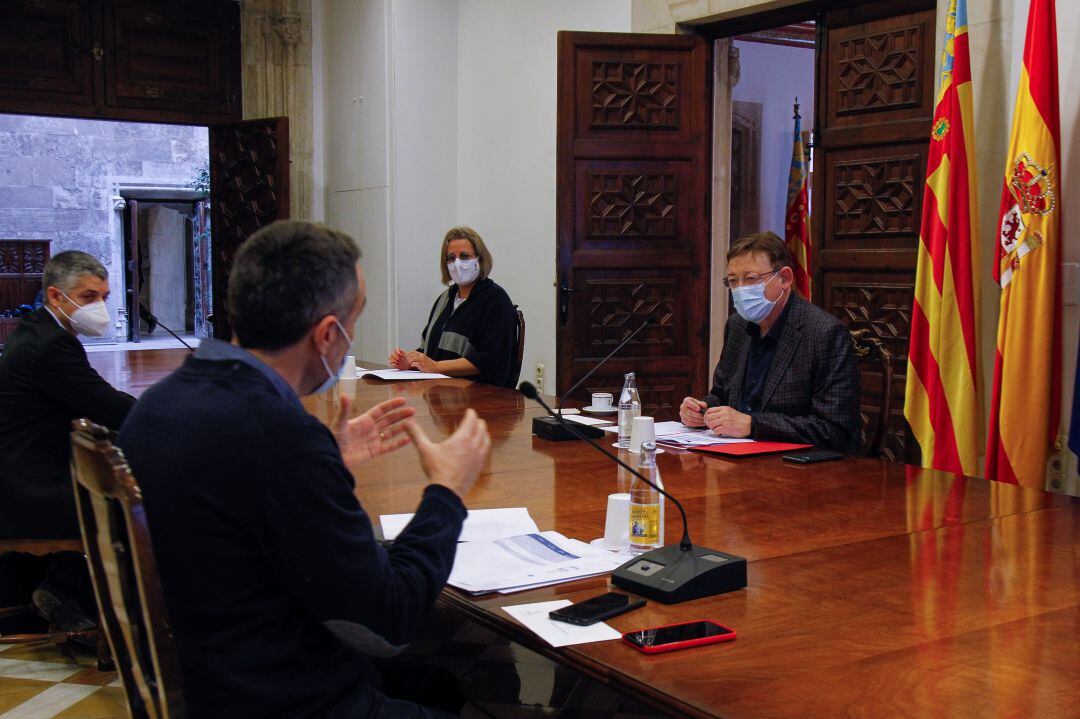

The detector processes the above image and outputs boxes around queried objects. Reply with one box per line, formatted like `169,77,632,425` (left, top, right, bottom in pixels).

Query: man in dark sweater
117,220,490,718
0,250,135,638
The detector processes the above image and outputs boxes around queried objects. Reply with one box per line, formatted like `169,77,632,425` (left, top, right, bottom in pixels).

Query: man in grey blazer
680,232,860,454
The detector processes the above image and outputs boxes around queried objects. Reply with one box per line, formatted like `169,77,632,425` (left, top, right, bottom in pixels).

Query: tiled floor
0,610,665,718
0,643,125,719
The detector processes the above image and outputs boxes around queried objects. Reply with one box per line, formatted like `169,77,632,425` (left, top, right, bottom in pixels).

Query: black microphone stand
532,317,653,441
143,310,195,351
520,381,748,604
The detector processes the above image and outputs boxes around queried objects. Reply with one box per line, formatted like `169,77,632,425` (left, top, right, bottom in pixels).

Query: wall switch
535,363,545,394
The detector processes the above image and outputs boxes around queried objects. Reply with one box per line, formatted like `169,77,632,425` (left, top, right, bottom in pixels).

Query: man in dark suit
680,232,860,453
0,250,135,636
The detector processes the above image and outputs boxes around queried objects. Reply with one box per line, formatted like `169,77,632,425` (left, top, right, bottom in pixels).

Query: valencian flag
784,101,811,299
903,0,981,477
986,0,1062,486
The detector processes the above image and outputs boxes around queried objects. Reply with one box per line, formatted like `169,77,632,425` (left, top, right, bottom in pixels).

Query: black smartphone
623,620,737,654
782,449,845,464
549,592,646,626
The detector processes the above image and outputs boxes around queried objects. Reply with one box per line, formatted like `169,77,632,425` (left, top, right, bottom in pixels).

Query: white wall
318,0,631,371
731,39,815,237
456,0,631,387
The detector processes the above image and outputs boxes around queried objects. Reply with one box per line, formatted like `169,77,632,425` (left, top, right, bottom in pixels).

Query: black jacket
705,294,861,453
116,345,466,718
420,277,518,387
0,307,135,538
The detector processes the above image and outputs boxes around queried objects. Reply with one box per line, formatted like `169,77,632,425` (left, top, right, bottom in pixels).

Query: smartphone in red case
622,619,736,654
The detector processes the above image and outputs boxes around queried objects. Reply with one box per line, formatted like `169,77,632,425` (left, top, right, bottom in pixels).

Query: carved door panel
556,32,711,420
0,0,95,112
102,0,241,122
813,2,936,460
124,199,140,342
208,117,290,340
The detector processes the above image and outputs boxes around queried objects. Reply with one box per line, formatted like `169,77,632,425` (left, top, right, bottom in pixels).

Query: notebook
691,441,813,457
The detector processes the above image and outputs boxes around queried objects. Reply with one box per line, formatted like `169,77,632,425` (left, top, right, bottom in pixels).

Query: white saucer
611,443,665,454
582,405,618,414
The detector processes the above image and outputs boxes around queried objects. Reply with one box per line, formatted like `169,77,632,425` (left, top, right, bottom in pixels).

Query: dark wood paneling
102,0,240,121
0,0,95,110
209,117,289,341
0,240,50,349
557,32,711,416
814,6,936,459
0,0,240,125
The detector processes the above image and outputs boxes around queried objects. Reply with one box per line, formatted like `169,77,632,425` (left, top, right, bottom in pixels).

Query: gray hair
227,220,361,351
43,251,108,293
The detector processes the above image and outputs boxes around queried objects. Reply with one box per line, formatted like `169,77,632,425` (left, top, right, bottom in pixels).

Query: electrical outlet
535,363,545,394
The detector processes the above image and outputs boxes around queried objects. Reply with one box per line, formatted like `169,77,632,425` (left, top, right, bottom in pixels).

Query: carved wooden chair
850,328,894,459
511,307,526,385
69,418,187,719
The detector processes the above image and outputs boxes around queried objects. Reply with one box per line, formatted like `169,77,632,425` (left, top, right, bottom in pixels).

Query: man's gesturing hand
404,409,491,499
332,396,416,466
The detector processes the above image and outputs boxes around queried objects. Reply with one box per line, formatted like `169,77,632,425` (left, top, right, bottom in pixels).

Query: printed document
357,367,450,381
448,532,625,594
502,600,622,647
380,507,539,543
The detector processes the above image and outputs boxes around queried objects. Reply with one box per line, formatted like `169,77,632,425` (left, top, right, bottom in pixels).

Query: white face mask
313,317,353,395
58,291,111,337
447,258,481,286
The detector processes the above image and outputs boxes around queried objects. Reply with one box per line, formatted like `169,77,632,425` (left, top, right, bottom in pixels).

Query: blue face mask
313,317,353,395
730,272,786,325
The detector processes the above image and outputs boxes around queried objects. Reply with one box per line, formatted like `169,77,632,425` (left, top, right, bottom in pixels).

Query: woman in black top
389,226,519,387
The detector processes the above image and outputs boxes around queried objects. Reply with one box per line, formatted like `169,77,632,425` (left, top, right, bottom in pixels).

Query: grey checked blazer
704,294,861,454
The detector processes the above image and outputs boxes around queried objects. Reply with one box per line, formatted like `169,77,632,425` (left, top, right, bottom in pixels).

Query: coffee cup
602,492,631,549
591,392,613,409
628,416,655,453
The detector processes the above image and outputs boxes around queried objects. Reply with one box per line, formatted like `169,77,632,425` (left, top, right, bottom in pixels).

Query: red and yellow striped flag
986,0,1062,486
784,104,811,299
904,0,981,476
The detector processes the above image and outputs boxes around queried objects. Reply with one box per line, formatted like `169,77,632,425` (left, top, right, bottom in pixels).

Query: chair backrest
511,307,525,385
69,418,186,719
849,329,893,459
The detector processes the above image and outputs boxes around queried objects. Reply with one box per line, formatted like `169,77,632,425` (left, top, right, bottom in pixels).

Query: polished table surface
93,351,1080,718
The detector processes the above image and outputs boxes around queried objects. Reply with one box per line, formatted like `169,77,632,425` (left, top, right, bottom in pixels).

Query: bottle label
629,503,660,547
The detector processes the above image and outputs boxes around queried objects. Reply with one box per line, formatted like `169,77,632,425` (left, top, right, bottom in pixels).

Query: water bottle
629,441,664,553
617,372,641,448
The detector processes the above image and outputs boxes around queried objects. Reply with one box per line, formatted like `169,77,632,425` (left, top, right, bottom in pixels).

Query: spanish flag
986,0,1062,486
784,103,812,299
904,0,981,477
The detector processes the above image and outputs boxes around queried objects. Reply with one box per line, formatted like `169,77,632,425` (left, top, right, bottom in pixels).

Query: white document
658,430,753,448
448,532,625,594
562,414,613,427
357,367,450,381
502,600,622,647
380,507,539,542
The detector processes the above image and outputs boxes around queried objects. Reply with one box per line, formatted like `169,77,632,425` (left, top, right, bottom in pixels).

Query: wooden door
0,0,95,113
102,0,241,123
208,118,289,341
556,32,711,420
124,199,140,342
813,1,936,461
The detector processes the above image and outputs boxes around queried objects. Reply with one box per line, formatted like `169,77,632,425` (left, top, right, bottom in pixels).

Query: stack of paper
448,532,626,595
357,367,450,381
600,421,752,447
380,507,539,542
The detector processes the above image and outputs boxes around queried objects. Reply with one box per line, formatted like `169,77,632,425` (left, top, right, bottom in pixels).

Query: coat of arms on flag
999,152,1055,284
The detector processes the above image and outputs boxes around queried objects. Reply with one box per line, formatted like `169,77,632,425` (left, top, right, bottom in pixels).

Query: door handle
558,273,582,327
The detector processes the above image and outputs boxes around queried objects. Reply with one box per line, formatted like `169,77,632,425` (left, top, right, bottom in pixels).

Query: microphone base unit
531,415,604,441
611,544,747,604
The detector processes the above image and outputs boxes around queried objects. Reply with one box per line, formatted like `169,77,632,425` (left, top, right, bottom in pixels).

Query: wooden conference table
301,375,1080,719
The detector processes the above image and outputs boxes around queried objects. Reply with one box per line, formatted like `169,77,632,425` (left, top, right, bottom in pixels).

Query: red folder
691,441,812,457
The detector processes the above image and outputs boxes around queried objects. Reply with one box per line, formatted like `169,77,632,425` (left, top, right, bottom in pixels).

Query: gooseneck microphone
520,381,691,550
520,380,748,604
532,316,655,442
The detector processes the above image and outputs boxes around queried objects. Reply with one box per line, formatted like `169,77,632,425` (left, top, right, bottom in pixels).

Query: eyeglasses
722,269,780,289
446,252,476,263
